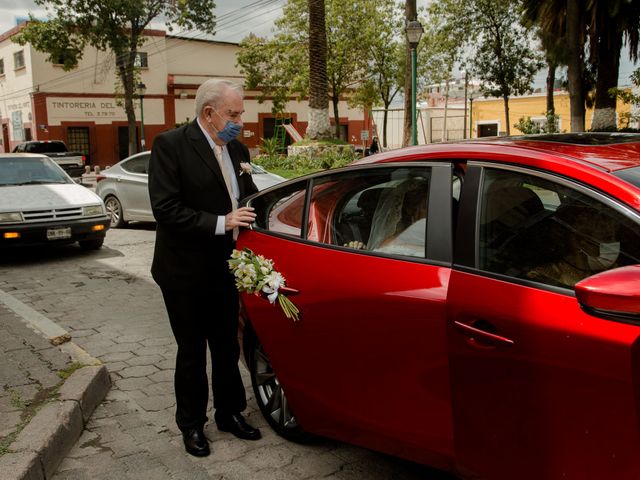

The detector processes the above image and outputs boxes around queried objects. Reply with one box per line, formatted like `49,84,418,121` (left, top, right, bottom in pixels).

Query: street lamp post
405,20,424,146
137,82,147,151
463,71,468,139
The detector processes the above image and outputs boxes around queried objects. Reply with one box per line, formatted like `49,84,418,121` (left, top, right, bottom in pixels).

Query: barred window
14,51,25,70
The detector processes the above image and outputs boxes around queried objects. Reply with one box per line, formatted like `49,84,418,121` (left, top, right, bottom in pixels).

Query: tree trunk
118,58,137,157
402,0,417,147
567,0,585,132
332,96,340,138
307,0,332,140
383,100,391,148
503,94,510,136
591,30,622,131
546,60,556,115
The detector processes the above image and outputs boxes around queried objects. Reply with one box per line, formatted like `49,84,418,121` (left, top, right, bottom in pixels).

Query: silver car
96,151,285,228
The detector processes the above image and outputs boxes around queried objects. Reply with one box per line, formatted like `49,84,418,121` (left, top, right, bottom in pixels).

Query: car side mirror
575,265,640,324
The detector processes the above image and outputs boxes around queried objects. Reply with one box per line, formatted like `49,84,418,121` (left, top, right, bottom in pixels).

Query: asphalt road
0,225,454,480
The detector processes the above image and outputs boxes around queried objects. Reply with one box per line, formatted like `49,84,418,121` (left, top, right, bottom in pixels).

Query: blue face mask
213,110,242,143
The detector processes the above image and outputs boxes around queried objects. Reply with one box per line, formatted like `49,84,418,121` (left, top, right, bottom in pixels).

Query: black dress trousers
161,278,247,431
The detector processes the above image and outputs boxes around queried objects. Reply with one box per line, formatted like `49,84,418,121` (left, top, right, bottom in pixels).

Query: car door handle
454,320,514,347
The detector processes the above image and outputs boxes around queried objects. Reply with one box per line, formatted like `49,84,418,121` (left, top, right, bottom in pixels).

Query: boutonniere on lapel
239,162,253,176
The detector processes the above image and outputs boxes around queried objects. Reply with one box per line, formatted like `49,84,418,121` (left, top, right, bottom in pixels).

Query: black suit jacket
148,120,258,290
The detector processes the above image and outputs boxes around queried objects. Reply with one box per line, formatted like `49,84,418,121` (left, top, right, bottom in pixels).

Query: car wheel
104,195,126,228
78,238,104,250
249,333,310,442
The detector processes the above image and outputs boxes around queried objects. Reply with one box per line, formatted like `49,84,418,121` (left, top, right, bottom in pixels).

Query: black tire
247,330,311,442
104,195,126,228
78,238,104,250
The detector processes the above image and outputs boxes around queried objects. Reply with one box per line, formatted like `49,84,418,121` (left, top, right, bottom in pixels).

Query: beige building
0,23,368,166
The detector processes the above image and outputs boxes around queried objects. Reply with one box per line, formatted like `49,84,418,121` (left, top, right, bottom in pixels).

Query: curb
0,365,111,480
0,289,111,480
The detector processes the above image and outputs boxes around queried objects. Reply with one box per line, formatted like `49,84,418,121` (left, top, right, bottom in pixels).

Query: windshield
612,166,640,189
0,157,73,186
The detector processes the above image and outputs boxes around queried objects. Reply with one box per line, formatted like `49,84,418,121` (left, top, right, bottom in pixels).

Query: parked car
13,140,86,178
96,151,285,228
0,153,109,249
237,133,640,480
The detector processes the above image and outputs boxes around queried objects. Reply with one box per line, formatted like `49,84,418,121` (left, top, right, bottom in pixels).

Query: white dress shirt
196,118,240,235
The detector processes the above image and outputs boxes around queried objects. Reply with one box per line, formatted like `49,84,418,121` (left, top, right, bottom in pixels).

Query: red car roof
356,134,640,173
351,134,640,211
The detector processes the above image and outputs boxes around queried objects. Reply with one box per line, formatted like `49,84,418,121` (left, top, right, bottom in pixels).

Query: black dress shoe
216,413,262,440
182,428,210,457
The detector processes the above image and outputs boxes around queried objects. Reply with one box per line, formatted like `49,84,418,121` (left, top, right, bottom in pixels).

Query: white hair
194,79,244,117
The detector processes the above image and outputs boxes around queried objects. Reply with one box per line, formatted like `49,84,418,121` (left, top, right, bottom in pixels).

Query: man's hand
225,206,256,231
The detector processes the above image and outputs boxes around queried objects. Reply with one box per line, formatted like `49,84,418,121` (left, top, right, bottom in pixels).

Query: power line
0,0,285,102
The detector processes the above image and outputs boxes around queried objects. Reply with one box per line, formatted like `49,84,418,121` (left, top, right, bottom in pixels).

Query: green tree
612,68,640,128
467,0,543,135
237,0,391,140
423,0,473,141
14,0,216,156
349,0,403,148
237,33,307,115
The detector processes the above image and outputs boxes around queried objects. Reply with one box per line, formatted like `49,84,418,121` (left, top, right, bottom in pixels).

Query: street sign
360,130,369,141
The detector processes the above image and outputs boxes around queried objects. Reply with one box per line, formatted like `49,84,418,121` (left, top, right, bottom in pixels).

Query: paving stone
124,354,164,367
135,395,175,412
118,365,159,378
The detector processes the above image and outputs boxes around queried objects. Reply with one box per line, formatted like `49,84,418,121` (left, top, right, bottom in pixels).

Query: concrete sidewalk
0,294,110,480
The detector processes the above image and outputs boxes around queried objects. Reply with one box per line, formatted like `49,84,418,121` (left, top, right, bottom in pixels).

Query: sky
0,0,286,43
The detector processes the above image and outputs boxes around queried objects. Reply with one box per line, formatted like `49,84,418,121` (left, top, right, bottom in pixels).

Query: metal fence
371,108,467,150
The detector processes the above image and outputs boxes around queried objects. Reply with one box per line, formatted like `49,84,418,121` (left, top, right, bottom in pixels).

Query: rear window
25,142,67,153
612,166,640,189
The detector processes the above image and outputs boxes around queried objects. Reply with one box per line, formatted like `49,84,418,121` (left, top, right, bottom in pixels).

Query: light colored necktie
213,144,239,238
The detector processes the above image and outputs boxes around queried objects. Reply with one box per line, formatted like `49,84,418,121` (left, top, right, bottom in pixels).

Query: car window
121,155,150,174
308,167,431,258
251,180,306,237
478,168,640,289
25,142,66,153
0,157,71,186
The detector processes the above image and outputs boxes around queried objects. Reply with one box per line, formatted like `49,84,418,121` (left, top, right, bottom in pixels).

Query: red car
237,133,640,480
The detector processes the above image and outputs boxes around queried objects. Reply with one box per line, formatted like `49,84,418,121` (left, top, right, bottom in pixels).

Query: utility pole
402,0,417,147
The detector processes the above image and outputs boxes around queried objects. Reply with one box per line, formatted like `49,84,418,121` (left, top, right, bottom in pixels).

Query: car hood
0,184,104,212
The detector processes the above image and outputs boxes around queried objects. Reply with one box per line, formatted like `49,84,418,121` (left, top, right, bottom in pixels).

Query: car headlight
0,212,23,223
83,205,104,217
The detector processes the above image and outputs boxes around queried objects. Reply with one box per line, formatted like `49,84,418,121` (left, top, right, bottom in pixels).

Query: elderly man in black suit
148,79,260,457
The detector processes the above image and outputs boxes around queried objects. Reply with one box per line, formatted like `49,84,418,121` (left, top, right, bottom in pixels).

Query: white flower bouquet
228,248,300,321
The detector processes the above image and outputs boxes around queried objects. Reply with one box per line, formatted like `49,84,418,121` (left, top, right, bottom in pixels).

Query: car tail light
81,155,86,164
95,175,107,183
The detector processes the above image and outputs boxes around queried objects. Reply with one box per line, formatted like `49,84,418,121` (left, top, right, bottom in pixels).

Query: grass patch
57,361,85,380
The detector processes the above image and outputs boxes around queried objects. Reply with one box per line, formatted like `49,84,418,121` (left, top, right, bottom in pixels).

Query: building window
0,58,4,75
67,127,91,163
116,52,148,69
14,51,25,70
134,52,148,68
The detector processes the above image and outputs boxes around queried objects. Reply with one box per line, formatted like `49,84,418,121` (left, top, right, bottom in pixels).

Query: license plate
47,227,72,240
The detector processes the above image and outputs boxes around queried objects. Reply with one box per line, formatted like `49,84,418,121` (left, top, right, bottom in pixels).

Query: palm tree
306,0,332,139
522,0,587,132
402,0,417,147
589,0,640,131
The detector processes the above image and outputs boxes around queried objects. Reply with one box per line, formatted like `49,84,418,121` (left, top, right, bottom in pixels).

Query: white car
0,153,109,249
96,151,285,228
